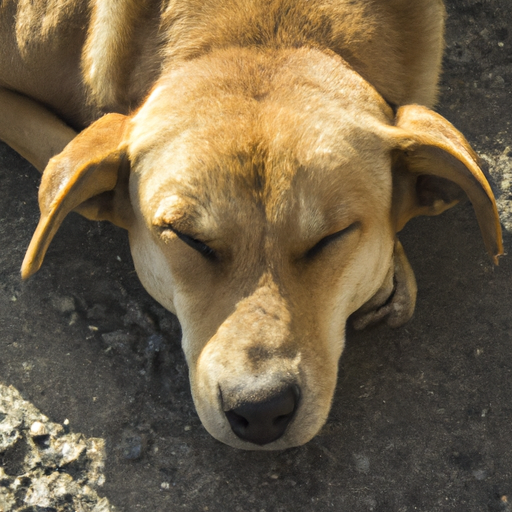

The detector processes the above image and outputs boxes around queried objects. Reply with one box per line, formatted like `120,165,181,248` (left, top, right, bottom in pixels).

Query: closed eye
162,225,217,261
304,223,358,259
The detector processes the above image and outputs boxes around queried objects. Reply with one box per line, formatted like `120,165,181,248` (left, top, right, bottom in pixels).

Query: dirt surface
1,1,512,511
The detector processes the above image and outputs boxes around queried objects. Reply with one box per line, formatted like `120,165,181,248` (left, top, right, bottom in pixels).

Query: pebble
29,421,48,437
87,303,108,321
472,469,487,480
51,295,76,314
353,453,370,474
123,301,155,331
146,334,164,355
119,433,143,460
102,330,133,346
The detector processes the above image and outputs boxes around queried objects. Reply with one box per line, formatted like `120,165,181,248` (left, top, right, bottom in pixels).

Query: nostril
224,384,300,445
273,414,290,426
225,410,249,430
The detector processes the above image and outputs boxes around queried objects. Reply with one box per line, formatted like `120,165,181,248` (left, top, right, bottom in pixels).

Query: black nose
225,385,300,445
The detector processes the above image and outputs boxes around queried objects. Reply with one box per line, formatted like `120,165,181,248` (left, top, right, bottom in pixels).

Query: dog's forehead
129,48,393,230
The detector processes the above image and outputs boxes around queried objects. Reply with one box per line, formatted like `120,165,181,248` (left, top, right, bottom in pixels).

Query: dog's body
0,0,503,449
1,0,444,128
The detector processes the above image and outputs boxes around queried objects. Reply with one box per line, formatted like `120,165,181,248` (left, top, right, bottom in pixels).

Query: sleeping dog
0,0,502,449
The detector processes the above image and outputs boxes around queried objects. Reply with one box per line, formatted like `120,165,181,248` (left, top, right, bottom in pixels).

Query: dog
0,0,503,450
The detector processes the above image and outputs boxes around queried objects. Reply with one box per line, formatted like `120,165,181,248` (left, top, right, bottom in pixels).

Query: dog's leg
352,239,417,330
0,87,76,172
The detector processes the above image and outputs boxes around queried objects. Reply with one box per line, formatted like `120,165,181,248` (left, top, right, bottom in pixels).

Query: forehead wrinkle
166,149,268,238
183,102,368,231
255,108,343,226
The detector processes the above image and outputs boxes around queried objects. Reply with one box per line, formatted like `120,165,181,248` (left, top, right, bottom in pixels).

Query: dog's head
22,48,502,449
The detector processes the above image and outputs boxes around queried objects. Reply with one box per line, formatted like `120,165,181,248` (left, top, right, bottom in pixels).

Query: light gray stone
0,383,115,512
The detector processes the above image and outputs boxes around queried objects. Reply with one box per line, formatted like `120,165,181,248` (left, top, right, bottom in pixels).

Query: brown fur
0,0,503,449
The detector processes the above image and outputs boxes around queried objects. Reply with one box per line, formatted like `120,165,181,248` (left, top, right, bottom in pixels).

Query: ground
1,1,512,511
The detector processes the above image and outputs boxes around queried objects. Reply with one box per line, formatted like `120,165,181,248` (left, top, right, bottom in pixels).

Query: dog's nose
224,385,300,445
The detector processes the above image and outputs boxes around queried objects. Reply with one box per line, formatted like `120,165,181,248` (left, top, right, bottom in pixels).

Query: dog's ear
22,113,132,279
387,104,503,264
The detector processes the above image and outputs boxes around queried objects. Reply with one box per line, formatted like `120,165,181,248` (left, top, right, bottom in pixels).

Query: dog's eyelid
158,223,218,261
304,222,359,259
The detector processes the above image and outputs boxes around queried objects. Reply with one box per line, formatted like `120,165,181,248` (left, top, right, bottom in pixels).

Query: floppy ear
388,104,503,264
22,113,132,279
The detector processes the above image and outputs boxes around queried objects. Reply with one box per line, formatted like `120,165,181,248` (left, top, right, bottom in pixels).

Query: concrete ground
1,1,511,511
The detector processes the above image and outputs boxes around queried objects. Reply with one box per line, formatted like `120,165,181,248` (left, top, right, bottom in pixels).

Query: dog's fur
0,0,503,449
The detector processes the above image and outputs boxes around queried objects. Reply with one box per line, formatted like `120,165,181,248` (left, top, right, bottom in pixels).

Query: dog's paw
352,240,417,330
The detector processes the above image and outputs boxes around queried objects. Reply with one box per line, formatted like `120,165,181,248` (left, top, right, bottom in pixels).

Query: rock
146,334,164,355
87,303,108,321
102,330,135,354
122,301,155,332
0,383,116,511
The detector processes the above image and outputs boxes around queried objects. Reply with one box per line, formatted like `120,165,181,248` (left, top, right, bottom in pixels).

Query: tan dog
0,0,503,450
